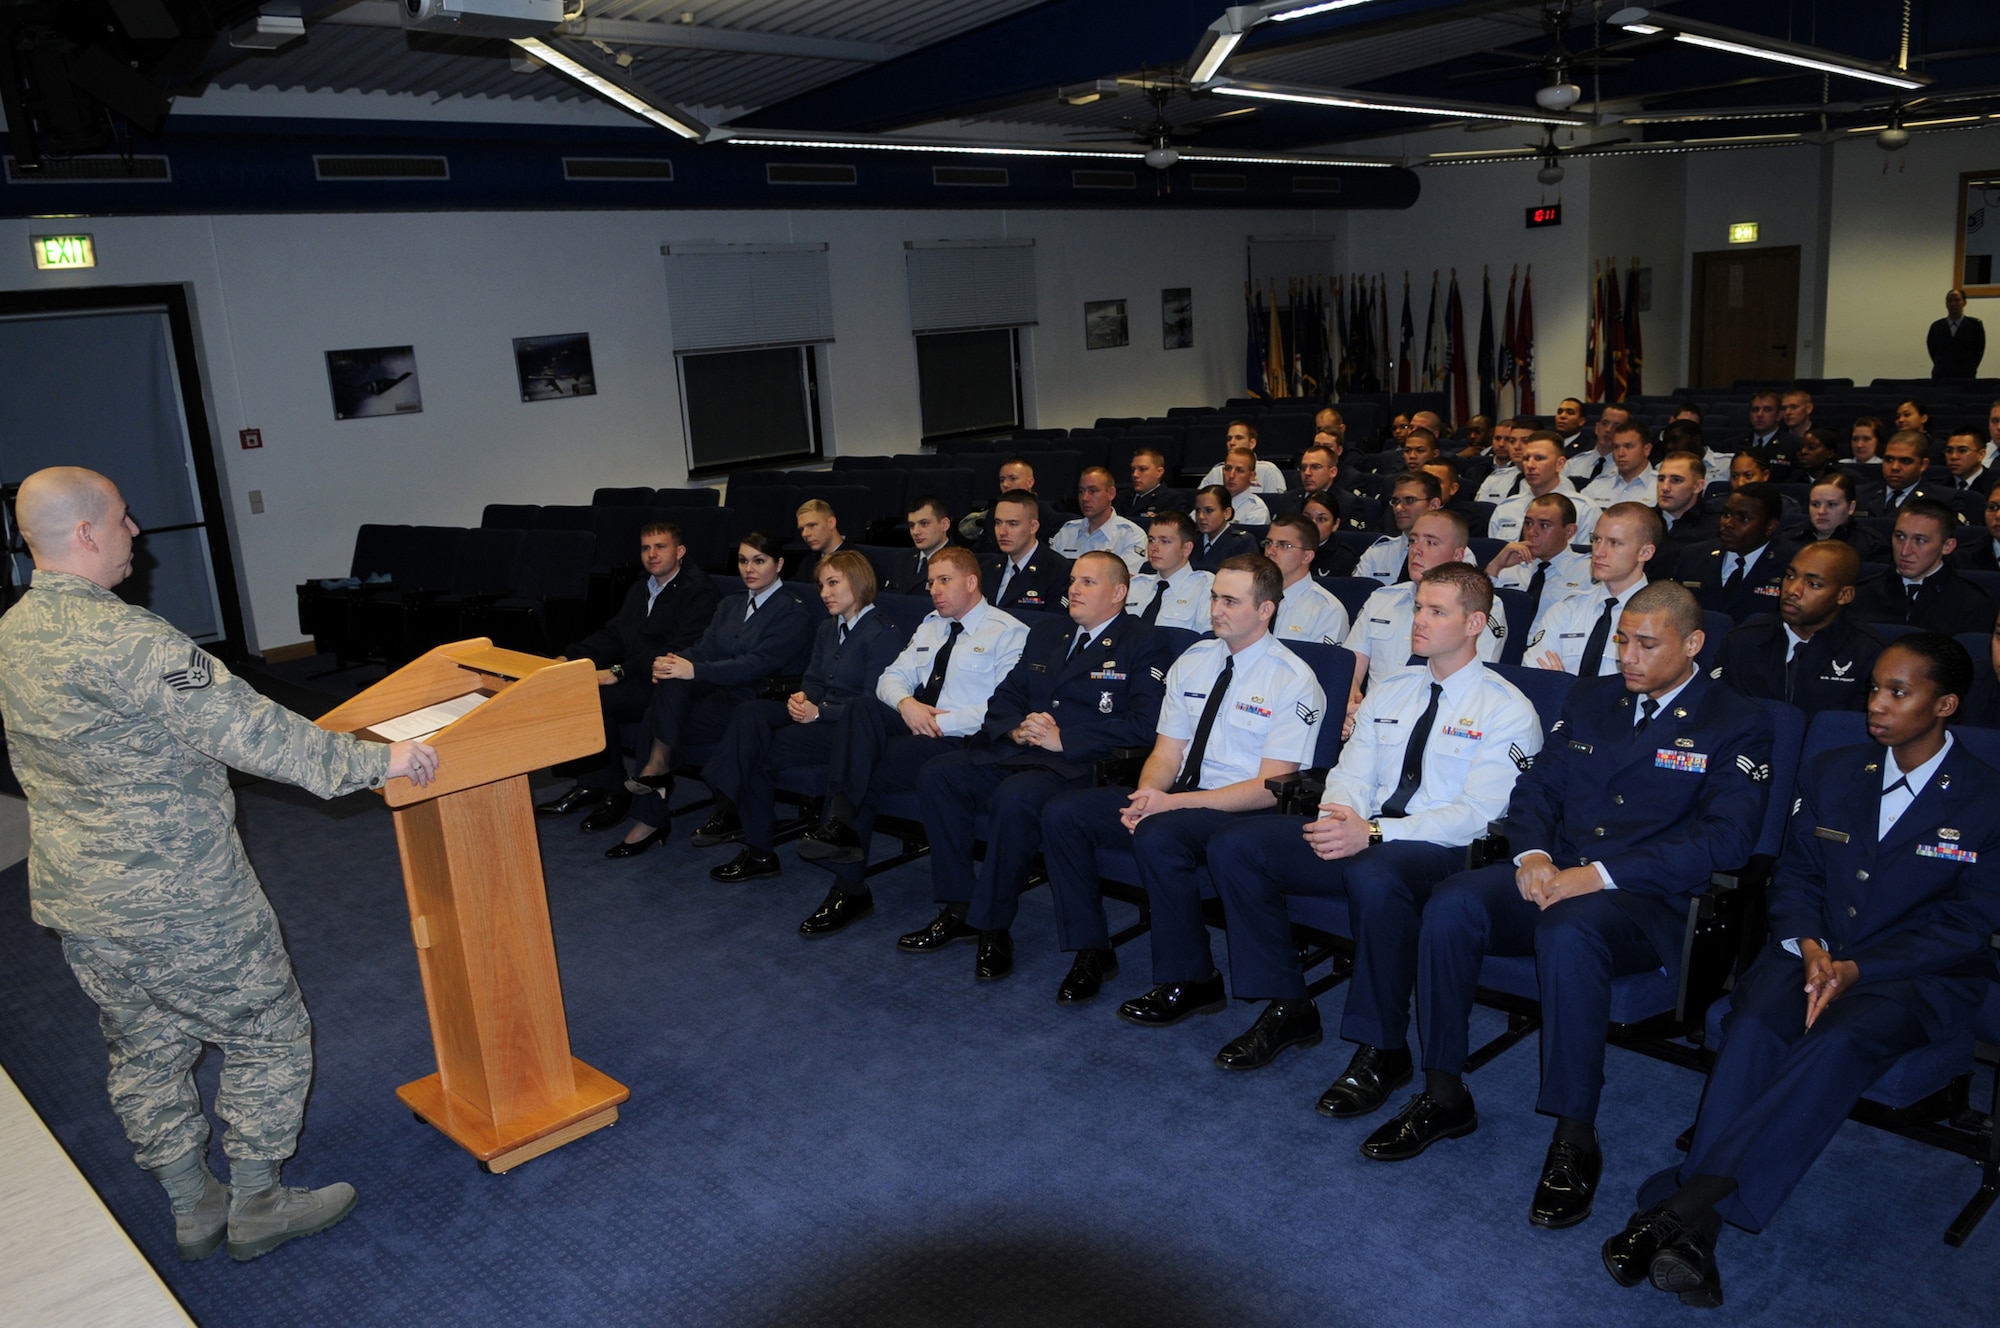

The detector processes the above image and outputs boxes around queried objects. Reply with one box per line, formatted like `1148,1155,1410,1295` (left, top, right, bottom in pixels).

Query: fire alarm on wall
240,428,264,449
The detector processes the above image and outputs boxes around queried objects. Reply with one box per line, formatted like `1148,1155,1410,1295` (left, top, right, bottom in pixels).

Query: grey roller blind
661,241,834,352
905,238,1038,334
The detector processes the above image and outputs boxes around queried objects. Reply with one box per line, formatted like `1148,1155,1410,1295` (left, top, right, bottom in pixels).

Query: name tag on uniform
1184,690,1208,699
1814,826,1850,843
1369,617,1391,626
1374,716,1401,725
1655,749,1708,773
916,645,932,653
1568,739,1594,754
1029,663,1047,673
1918,843,1978,863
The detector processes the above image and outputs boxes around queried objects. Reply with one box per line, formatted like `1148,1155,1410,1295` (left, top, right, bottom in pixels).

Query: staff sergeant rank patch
163,648,213,691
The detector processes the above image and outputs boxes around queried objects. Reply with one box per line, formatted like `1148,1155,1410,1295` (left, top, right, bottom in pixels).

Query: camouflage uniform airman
0,570,390,1174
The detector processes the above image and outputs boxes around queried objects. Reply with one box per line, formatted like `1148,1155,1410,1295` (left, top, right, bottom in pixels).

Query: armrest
1264,768,1328,816
1093,746,1149,788
759,674,804,700
1466,820,1511,869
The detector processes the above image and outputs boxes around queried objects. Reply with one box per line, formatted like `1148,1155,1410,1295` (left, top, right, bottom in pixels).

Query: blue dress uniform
562,564,719,795
1676,537,1800,622
1191,524,1258,573
919,615,1169,933
982,542,1073,614
1416,671,1773,1126
1119,485,1195,524
817,601,1029,883
700,606,905,853
1847,561,1997,637
1640,738,2000,1231
885,544,952,597
1711,611,1886,714
1211,663,1543,1050
1041,633,1323,972
631,583,815,823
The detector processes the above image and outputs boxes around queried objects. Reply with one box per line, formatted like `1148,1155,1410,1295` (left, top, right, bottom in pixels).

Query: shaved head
17,466,138,587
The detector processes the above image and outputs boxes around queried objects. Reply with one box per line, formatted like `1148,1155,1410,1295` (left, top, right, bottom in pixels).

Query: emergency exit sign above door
32,234,95,269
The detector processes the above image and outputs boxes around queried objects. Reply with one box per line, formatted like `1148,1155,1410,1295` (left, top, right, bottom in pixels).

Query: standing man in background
0,467,439,1263
1928,288,1985,379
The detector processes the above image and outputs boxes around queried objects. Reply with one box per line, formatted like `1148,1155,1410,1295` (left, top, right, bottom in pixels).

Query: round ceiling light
1535,82,1582,111
1144,145,1180,170
1537,161,1566,186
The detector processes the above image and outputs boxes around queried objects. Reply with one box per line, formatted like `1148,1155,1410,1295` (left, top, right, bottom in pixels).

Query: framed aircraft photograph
513,332,598,402
1084,298,1128,350
326,345,422,420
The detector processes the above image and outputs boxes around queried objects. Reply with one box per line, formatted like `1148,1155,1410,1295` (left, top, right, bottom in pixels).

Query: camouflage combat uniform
0,570,390,1171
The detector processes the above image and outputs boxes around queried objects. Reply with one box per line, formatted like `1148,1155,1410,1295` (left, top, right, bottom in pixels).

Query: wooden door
1689,246,1800,388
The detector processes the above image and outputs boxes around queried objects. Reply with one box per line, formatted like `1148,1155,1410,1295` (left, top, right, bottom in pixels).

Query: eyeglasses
1260,539,1303,552
1387,496,1427,508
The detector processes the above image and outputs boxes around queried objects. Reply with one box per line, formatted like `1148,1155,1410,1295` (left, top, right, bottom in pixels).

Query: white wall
1589,154,1687,394
1823,121,2000,382
0,204,1331,653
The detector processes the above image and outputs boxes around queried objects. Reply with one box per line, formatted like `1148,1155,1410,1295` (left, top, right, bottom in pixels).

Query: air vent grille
1191,173,1246,191
6,155,170,182
314,155,450,181
766,162,857,185
564,158,675,181
933,166,1009,187
1072,169,1136,190
1292,176,1343,194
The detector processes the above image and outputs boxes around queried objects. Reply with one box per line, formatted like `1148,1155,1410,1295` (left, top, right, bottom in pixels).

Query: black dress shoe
975,930,1013,980
799,887,873,937
896,908,977,953
579,791,632,833
1359,1090,1478,1161
1215,999,1323,1070
1529,1134,1603,1229
1117,974,1227,1026
1649,1219,1724,1308
1315,1044,1415,1119
1602,1206,1691,1289
604,827,665,859
709,848,781,882
796,817,865,864
623,771,673,797
1056,949,1119,1004
535,785,600,816
691,810,742,848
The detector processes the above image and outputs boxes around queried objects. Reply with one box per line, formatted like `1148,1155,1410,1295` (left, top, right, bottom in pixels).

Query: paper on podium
367,691,489,743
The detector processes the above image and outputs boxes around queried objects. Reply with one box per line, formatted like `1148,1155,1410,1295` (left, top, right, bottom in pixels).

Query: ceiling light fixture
1185,1,1384,86
1208,78,1587,125
1264,0,1380,21
720,133,1399,168
1607,8,1927,90
511,37,707,139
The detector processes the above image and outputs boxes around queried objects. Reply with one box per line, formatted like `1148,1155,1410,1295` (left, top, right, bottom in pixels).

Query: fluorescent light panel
1666,32,1924,89
1265,0,1380,21
1189,30,1243,84
1211,83,1579,125
511,38,704,139
1610,9,1924,90
725,135,1396,168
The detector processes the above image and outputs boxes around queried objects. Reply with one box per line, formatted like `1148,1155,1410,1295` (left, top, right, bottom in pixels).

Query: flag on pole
1584,260,1603,403
1606,259,1627,401
1421,271,1442,392
1265,279,1288,398
1516,266,1537,416
1624,260,1645,398
1444,269,1468,429
1245,281,1266,397
1377,274,1391,395
1397,273,1414,393
1497,266,1518,421
1476,266,1496,420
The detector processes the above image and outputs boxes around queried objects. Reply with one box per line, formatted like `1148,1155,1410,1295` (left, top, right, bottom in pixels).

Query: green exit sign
32,234,95,270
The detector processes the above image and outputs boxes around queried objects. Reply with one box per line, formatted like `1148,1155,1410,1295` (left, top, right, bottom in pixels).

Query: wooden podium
317,639,629,1173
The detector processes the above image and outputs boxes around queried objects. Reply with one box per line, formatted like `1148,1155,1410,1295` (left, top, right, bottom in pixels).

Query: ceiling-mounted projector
402,0,562,39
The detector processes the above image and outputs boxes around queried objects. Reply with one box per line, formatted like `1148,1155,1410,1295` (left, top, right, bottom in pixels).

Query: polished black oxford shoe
896,908,978,953
1649,1219,1725,1309
975,930,1013,980
579,791,632,833
1056,949,1118,1004
1602,1207,1690,1288
796,816,866,864
1315,1043,1414,1118
603,826,665,859
800,886,873,937
691,809,742,847
1529,1134,1603,1229
709,848,781,883
1214,999,1322,1070
535,785,599,816
1359,1091,1478,1161
1117,974,1227,1026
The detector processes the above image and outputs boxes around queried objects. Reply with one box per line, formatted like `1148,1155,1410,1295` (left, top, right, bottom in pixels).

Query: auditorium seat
481,503,539,529
591,486,653,507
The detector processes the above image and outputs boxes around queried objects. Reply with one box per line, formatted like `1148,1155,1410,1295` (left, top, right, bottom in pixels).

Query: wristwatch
609,664,624,680
1367,819,1383,846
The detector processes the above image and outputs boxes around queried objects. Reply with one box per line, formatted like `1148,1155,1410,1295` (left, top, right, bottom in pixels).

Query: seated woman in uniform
1802,472,1887,564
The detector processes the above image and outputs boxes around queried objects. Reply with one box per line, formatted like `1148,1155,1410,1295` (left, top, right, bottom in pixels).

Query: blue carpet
0,778,1992,1327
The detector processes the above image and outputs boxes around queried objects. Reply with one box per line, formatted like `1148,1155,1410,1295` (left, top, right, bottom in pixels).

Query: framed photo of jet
326,345,422,420
513,332,598,403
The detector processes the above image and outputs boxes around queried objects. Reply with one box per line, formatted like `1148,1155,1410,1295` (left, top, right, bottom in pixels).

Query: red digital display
1526,204,1563,228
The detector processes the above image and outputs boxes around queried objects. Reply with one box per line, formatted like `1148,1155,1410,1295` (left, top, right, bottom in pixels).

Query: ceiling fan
1060,81,1259,169
1447,2,1636,111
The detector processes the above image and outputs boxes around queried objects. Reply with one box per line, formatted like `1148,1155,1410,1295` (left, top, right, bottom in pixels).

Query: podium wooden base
398,1059,629,1174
